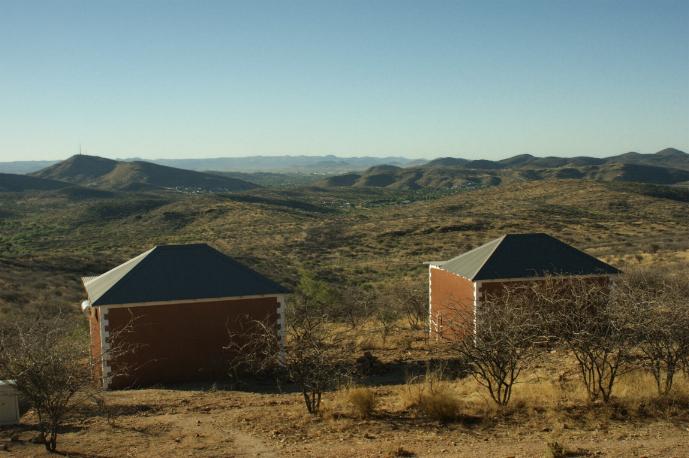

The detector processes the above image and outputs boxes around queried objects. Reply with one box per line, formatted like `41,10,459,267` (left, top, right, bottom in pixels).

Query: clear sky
0,0,688,161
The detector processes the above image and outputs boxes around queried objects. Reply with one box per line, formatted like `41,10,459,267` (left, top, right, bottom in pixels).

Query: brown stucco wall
479,276,613,299
102,296,280,389
429,271,614,341
429,266,475,339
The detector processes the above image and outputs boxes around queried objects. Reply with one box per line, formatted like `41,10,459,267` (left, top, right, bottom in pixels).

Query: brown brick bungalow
426,233,620,339
81,243,289,389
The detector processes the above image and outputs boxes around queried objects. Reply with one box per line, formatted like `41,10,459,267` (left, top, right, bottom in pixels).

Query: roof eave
90,291,292,308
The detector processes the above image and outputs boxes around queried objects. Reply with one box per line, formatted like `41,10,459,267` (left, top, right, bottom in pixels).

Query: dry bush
444,286,542,406
0,315,90,452
613,370,689,418
340,285,377,329
397,334,416,351
226,272,357,415
344,386,377,418
379,279,427,331
617,266,689,396
528,269,689,403
355,334,379,351
227,312,355,415
0,313,132,452
531,278,632,404
402,371,460,422
374,306,401,345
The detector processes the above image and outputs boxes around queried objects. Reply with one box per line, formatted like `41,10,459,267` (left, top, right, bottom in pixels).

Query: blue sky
0,0,687,161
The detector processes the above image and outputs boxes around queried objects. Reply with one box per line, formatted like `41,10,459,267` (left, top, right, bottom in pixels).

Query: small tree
0,315,94,452
618,267,689,396
382,279,427,331
227,311,354,414
374,305,400,346
0,312,134,452
284,311,354,413
444,286,541,406
534,278,631,403
340,285,376,329
227,271,355,415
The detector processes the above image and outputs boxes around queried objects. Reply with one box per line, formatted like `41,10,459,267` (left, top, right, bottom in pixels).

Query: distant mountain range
422,147,689,171
318,148,689,189
26,155,258,192
1,148,688,193
0,160,62,174
145,155,426,173
0,155,425,174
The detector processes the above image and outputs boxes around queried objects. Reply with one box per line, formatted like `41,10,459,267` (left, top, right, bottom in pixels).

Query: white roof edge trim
98,293,290,309
428,264,474,282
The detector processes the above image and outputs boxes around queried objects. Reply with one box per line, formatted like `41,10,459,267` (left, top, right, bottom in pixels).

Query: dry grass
343,386,378,418
401,371,462,422
2,365,689,457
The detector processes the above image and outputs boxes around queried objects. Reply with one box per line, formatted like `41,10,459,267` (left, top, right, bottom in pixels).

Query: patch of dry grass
342,386,377,418
401,371,462,422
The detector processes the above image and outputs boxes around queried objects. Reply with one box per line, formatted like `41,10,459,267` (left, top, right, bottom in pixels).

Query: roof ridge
468,234,506,280
440,234,504,266
84,246,156,304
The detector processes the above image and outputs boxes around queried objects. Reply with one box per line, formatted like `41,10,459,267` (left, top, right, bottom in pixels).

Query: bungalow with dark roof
426,233,620,339
81,243,289,389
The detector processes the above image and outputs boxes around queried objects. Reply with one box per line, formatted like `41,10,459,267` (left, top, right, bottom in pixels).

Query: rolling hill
31,155,259,192
425,147,689,171
318,166,503,190
319,148,689,190
0,173,71,192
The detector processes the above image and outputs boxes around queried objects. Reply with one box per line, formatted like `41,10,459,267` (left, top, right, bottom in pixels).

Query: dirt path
229,430,279,457
147,412,281,458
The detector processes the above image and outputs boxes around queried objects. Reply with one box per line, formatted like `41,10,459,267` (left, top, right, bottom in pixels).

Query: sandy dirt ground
1,385,688,458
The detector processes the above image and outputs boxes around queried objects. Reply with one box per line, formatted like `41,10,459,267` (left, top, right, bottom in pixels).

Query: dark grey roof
433,233,620,281
83,243,289,306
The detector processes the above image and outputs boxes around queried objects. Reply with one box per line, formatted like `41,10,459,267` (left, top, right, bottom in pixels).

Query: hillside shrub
345,386,377,418
403,371,460,422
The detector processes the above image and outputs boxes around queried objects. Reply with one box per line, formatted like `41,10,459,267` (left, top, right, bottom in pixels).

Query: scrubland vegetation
1,178,688,456
2,265,688,456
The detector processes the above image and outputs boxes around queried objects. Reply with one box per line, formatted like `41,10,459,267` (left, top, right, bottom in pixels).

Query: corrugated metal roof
438,236,504,279
82,243,289,306
435,233,620,280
